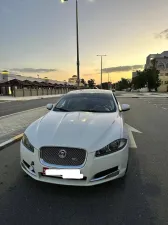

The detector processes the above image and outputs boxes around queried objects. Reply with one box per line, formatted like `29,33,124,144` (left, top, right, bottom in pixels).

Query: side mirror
46,103,53,110
121,104,130,112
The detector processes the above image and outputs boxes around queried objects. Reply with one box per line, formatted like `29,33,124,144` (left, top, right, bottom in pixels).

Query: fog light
29,162,35,171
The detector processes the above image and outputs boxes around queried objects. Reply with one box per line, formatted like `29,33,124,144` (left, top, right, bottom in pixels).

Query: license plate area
43,168,84,180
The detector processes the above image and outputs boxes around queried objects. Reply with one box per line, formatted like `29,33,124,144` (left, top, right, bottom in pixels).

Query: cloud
11,68,58,73
102,65,144,73
155,29,168,39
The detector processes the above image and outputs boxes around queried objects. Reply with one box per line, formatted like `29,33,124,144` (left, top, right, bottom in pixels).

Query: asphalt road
1,91,166,117
0,91,125,117
0,97,61,117
0,98,168,225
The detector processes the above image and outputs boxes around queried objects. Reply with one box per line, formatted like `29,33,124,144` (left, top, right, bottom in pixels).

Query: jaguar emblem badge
58,149,67,159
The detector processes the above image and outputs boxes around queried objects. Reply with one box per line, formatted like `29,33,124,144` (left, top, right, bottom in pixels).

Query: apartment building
145,51,168,92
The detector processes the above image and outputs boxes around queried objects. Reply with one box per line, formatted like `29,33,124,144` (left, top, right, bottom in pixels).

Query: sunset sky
0,0,168,84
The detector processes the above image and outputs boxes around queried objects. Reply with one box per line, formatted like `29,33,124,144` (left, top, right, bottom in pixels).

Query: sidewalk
0,107,47,148
117,92,168,98
1,92,168,101
0,94,63,101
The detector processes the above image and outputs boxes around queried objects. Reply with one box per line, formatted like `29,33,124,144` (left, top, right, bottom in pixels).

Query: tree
144,68,160,92
147,59,161,91
115,78,131,90
131,66,161,91
121,78,131,89
81,78,87,87
132,70,147,89
88,79,95,88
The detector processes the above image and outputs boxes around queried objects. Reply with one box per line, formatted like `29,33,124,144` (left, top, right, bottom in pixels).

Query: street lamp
61,0,80,89
97,55,106,89
108,73,111,82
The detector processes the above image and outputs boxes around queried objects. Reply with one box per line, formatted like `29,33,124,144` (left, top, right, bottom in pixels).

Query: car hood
26,111,122,152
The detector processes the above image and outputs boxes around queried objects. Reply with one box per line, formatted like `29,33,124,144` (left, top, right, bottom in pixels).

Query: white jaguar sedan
20,89,130,186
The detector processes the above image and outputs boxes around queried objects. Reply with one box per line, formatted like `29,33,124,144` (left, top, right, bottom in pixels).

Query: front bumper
20,142,129,186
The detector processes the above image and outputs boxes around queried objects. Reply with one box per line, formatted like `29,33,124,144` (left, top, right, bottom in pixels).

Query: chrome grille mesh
40,147,86,166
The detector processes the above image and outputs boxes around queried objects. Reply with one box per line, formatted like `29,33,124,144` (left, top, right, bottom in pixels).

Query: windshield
53,94,117,113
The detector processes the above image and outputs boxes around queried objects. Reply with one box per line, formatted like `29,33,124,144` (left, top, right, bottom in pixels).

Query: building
68,75,84,87
68,75,77,84
145,51,168,69
145,51,168,92
0,71,73,85
0,70,9,82
145,53,161,69
0,71,76,95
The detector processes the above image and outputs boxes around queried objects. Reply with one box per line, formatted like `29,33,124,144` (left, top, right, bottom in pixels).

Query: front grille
40,147,86,167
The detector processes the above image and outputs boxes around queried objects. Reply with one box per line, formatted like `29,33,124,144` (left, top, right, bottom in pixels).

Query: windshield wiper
54,107,69,112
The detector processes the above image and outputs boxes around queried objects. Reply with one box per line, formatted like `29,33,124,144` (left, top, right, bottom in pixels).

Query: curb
117,96,135,97
16,94,64,101
0,94,64,102
0,134,23,151
117,96,168,98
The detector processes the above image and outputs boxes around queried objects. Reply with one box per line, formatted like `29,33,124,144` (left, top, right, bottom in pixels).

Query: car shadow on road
0,148,160,225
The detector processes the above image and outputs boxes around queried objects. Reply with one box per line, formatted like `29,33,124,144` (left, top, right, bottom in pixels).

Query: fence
13,87,73,97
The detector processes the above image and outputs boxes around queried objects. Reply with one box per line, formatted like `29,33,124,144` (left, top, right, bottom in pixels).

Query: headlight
95,138,127,157
22,134,34,152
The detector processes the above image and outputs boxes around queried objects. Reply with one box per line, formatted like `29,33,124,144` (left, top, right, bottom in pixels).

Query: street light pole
61,0,80,89
97,55,106,89
76,0,80,89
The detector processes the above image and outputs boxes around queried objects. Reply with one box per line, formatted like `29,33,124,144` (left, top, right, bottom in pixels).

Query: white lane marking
162,107,167,110
125,123,142,149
